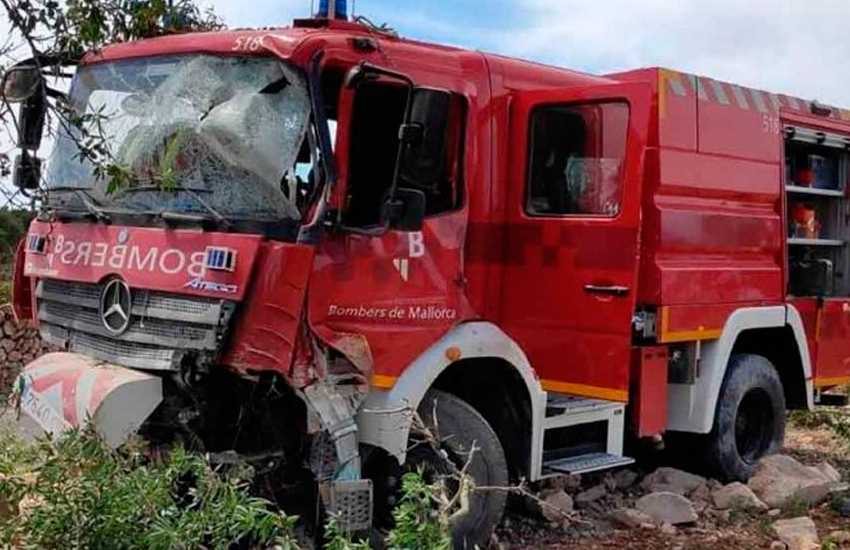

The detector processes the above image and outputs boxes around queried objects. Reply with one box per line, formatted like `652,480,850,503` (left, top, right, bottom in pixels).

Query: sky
4,0,850,204
207,0,850,107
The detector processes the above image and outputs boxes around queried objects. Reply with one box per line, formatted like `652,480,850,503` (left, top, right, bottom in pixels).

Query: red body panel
613,68,785,309
498,83,652,402
630,346,669,437
223,242,315,381
23,221,261,300
813,300,850,387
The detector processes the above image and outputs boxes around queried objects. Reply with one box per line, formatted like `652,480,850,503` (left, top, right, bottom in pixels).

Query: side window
345,82,465,227
527,102,629,217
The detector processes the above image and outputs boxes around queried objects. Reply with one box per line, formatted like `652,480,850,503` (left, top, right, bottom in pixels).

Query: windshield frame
44,53,315,229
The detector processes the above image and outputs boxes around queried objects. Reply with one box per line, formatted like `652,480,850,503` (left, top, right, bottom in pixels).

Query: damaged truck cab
5,5,842,547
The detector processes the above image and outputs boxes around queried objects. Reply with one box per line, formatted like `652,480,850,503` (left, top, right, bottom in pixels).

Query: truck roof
612,67,850,123
84,22,849,122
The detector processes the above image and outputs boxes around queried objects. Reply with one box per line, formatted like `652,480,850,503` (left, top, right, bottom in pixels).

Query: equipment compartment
785,126,850,297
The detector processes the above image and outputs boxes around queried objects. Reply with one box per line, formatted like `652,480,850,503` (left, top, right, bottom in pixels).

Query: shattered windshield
46,55,310,221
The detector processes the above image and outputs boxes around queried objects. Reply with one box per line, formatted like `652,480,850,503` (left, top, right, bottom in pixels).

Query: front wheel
705,354,786,481
367,390,508,549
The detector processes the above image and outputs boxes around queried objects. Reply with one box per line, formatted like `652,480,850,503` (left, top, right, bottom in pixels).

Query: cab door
499,83,651,401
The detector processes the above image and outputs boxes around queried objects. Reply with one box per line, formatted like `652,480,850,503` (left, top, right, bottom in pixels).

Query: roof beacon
317,0,347,20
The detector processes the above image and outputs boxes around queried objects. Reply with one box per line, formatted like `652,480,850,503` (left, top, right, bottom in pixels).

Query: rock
660,523,677,535
635,492,698,525
642,467,706,496
639,522,656,530
538,490,574,522
690,483,711,503
769,542,786,550
575,484,607,506
815,462,842,483
748,455,832,509
608,508,654,529
828,531,850,544
611,469,639,490
712,482,769,511
772,517,819,550
539,474,580,493
768,509,782,517
2,321,17,339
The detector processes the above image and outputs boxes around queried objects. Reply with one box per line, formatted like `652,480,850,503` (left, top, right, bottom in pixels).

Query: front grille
37,279,235,371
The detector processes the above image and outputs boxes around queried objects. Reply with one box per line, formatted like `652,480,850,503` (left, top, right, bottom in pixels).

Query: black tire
705,354,786,482
418,390,508,549
367,390,508,549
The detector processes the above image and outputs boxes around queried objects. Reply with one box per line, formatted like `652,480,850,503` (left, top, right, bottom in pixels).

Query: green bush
0,428,453,550
0,429,300,550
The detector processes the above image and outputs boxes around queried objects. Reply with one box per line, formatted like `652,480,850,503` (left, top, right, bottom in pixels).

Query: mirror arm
297,52,338,245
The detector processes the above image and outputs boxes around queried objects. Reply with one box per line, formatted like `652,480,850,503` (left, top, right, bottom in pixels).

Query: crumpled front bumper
13,352,163,447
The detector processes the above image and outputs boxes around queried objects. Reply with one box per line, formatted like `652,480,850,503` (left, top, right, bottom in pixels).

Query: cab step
543,452,635,475
532,392,631,479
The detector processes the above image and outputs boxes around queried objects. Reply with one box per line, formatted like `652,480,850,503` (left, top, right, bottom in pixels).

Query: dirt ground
497,423,850,550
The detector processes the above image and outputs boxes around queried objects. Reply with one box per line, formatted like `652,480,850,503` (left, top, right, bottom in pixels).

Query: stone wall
0,306,51,390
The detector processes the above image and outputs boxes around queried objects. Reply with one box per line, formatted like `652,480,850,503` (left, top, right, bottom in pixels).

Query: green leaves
386,472,452,550
0,429,298,550
0,429,457,549
0,0,224,196
2,0,224,60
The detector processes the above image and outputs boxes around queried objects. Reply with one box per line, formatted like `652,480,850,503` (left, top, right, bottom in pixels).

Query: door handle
584,284,630,297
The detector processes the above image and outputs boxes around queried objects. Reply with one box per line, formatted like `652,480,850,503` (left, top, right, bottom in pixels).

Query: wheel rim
735,388,774,464
365,436,466,532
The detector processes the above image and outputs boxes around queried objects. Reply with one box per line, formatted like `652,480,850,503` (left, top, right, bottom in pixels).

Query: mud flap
13,352,163,447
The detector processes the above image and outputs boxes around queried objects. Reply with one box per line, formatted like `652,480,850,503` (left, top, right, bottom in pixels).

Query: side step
537,393,632,478
544,452,635,475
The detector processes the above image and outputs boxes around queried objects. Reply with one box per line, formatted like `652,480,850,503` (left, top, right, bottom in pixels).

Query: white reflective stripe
749,88,769,113
687,75,709,101
768,93,782,112
785,95,801,110
710,80,730,106
729,84,750,110
667,77,687,97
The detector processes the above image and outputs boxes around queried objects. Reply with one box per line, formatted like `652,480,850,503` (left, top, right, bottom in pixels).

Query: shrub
0,428,454,550
0,428,300,550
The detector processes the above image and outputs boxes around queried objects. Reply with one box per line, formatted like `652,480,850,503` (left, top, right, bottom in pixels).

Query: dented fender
15,352,162,447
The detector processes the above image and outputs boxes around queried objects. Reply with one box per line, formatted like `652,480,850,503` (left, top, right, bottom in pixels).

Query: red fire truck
3,2,848,546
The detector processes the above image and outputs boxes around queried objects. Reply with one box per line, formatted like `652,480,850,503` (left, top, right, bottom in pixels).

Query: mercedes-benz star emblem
99,279,132,335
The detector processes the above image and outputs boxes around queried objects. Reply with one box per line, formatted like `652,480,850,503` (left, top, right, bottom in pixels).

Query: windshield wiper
117,185,230,229
49,186,111,222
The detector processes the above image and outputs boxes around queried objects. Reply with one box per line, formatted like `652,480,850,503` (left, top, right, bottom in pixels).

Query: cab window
345,82,465,227
527,102,628,217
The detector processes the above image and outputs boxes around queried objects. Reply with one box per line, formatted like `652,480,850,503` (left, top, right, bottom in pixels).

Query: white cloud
486,0,850,107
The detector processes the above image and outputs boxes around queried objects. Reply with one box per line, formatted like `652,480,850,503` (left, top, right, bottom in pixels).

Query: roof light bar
317,0,347,20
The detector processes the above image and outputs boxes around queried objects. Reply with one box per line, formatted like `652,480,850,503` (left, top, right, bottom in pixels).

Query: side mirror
17,90,47,150
382,188,425,232
13,153,41,190
398,88,452,189
1,66,42,103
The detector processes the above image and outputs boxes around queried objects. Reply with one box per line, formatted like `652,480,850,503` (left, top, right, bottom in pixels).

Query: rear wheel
705,354,786,481
367,390,508,549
